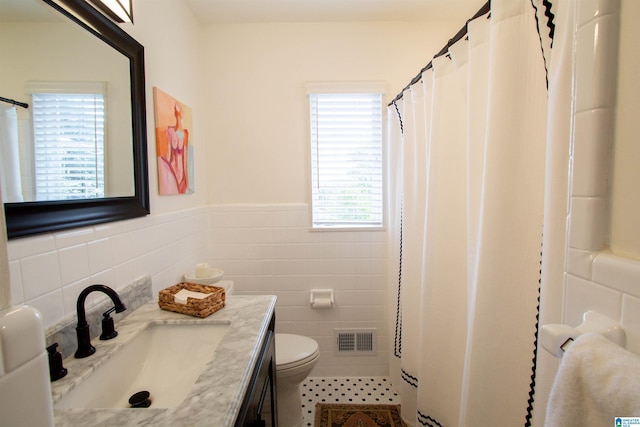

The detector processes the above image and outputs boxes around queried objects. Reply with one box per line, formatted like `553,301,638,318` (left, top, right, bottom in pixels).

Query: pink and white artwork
154,87,194,195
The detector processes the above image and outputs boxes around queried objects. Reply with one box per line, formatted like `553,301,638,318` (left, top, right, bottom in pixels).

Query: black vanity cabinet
235,314,278,427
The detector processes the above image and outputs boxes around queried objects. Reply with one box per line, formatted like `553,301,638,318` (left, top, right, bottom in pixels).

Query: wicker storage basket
158,282,225,318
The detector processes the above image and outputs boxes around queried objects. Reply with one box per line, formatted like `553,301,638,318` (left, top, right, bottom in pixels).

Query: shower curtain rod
0,96,29,109
388,0,490,106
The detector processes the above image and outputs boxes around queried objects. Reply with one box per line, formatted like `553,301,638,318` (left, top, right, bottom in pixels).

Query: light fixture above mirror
89,0,132,23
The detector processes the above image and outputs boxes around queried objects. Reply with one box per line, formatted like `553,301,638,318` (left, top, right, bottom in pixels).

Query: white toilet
275,333,320,427
210,280,320,427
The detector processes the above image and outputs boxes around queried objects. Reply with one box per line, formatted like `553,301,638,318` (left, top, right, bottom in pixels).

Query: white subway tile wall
7,203,389,376
7,206,209,330
209,204,389,376
565,0,640,355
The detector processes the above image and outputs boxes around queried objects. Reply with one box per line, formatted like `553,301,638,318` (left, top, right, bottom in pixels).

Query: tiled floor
299,377,401,426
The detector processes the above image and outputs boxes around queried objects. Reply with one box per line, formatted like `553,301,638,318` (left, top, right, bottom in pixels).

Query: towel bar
540,311,626,358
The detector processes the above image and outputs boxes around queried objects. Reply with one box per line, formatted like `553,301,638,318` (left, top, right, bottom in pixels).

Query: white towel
173,289,211,305
545,332,640,427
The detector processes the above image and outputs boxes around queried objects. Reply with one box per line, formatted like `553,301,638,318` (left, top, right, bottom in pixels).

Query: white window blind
309,92,383,228
31,89,105,201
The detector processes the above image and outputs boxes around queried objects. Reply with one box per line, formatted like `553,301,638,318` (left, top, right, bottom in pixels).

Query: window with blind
308,89,384,228
29,82,106,201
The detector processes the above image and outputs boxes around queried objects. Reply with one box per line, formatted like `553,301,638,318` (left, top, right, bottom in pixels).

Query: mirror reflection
0,0,134,203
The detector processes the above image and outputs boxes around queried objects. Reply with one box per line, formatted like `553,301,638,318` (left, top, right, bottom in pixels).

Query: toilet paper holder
540,311,626,358
310,289,334,309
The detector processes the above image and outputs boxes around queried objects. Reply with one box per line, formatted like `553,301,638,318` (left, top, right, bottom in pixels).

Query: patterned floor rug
314,403,405,427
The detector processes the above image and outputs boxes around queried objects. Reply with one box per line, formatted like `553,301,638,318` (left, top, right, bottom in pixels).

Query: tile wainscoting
7,203,390,376
7,207,209,328
208,204,389,376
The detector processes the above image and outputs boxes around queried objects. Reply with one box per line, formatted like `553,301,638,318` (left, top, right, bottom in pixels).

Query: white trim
25,81,106,95
306,81,387,95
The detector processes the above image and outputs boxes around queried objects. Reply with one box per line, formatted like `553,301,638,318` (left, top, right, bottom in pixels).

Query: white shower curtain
388,1,554,425
0,105,24,203
532,0,575,424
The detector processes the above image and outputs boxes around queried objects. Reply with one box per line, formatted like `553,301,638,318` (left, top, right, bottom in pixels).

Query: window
308,84,384,228
28,82,106,201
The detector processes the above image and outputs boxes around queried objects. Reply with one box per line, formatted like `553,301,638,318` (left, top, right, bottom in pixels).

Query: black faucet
75,284,126,358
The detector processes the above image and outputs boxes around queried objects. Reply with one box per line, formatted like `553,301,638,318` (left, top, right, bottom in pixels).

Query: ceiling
183,0,486,25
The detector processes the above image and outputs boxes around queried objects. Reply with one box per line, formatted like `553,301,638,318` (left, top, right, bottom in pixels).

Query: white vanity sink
55,322,229,409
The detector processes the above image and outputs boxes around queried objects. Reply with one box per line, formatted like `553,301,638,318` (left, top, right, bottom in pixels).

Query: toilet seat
275,333,319,371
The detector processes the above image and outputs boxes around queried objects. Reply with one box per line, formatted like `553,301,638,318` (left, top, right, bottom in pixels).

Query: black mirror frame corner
4,0,150,239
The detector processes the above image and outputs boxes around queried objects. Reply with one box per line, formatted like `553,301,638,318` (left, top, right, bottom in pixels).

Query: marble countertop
52,295,277,426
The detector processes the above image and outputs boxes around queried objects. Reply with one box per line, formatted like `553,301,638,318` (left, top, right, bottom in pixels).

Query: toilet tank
0,305,54,427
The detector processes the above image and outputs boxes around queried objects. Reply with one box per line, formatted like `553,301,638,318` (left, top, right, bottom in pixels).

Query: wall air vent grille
334,328,377,356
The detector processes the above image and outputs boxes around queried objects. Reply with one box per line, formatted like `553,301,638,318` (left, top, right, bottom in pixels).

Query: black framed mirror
2,0,149,239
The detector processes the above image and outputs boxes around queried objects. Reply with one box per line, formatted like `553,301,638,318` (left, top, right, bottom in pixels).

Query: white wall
202,21,460,204
126,0,209,214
